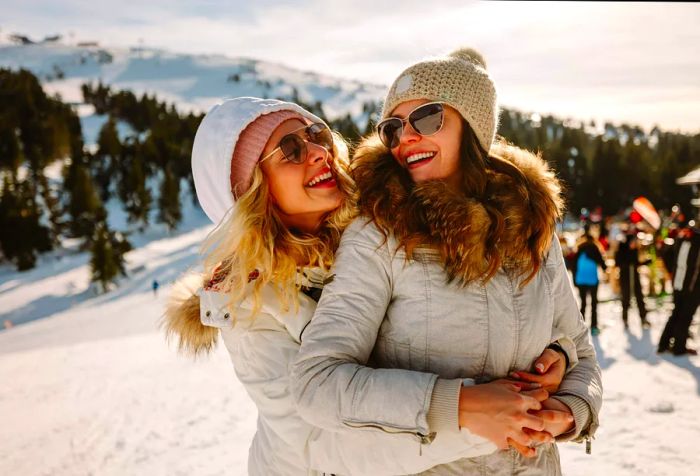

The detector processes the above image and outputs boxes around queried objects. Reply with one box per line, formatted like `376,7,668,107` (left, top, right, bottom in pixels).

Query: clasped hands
458,348,575,458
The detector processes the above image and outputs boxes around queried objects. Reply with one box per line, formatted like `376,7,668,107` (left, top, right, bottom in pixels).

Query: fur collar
161,272,218,356
351,137,564,285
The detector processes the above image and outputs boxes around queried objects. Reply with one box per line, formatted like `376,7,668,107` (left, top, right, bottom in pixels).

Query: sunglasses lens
377,118,403,148
279,135,305,163
409,103,444,136
308,123,333,151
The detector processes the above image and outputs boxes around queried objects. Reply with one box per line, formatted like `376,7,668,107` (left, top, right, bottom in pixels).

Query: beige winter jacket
291,219,602,475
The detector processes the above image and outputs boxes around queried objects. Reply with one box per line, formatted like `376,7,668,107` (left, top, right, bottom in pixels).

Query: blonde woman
292,49,602,475
164,97,573,475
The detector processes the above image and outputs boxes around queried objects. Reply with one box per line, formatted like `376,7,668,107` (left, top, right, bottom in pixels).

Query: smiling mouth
404,151,436,168
306,170,336,188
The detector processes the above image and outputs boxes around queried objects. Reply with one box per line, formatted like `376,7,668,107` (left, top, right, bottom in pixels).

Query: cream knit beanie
380,47,498,151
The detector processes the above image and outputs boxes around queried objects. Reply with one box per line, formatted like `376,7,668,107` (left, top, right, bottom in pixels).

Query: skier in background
573,233,608,335
658,224,700,355
152,279,159,297
615,231,651,330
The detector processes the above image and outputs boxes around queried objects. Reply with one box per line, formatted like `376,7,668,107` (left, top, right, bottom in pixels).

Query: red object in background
633,197,661,229
630,210,643,224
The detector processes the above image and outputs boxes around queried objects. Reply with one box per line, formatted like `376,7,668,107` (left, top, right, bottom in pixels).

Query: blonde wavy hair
200,131,357,319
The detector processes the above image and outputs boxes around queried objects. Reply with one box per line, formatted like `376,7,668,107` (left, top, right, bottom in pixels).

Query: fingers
511,371,545,384
533,409,575,426
491,378,540,393
496,377,542,391
519,412,546,432
533,348,559,373
521,388,549,403
524,428,554,444
512,380,543,391
507,437,536,458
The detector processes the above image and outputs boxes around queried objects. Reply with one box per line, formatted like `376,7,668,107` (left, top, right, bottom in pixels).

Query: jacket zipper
343,421,436,446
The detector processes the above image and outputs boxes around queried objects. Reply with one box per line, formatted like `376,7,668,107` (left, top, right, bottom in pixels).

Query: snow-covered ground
1,225,699,475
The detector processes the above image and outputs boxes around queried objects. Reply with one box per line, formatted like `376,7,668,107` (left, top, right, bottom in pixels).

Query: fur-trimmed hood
351,136,564,285
161,272,219,356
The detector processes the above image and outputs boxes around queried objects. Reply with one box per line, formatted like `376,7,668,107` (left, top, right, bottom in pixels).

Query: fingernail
568,415,574,421
535,363,545,373
511,372,520,378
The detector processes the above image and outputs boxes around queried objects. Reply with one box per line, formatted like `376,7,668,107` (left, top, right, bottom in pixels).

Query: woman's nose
306,141,328,164
399,122,421,145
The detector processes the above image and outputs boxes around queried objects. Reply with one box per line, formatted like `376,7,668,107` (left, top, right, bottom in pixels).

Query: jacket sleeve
594,246,607,269
221,322,315,463
544,236,603,442
291,220,470,444
223,316,496,476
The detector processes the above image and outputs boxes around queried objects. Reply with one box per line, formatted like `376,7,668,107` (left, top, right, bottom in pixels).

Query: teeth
307,171,333,187
406,152,436,164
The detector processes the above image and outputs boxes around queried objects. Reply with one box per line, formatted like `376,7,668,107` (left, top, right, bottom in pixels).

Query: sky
3,0,699,133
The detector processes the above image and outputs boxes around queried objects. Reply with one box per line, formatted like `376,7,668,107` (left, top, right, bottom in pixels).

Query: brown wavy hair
351,120,563,286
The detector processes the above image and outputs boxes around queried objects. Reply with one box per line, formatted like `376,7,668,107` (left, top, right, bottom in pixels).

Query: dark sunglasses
260,122,333,164
376,102,445,149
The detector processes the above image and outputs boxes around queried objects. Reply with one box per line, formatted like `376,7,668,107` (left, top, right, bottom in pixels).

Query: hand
458,379,548,451
510,348,566,393
530,398,575,438
507,428,554,458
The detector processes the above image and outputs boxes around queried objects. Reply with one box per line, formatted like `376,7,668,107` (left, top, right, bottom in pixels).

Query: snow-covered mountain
0,41,387,137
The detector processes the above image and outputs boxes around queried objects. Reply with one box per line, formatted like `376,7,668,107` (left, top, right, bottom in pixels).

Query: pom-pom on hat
380,47,498,151
191,97,325,225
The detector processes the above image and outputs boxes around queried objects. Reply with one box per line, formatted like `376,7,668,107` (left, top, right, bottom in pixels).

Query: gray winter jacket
292,219,602,475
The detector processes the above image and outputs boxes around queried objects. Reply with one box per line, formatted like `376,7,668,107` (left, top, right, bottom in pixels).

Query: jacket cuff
426,378,462,434
550,394,592,442
549,333,579,371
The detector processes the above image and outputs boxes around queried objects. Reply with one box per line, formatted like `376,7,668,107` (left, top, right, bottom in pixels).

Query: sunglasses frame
376,102,446,149
259,122,333,164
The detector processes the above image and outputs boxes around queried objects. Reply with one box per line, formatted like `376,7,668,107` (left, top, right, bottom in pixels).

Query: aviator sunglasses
376,102,445,149
260,122,334,164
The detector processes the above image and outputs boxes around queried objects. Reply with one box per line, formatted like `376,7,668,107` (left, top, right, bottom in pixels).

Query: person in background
658,224,700,355
572,234,607,335
615,231,651,330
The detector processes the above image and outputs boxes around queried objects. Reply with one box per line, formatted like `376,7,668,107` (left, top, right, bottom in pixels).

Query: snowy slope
0,42,386,131
1,221,699,474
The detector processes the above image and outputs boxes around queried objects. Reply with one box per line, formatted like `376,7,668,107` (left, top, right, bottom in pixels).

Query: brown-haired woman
293,49,602,475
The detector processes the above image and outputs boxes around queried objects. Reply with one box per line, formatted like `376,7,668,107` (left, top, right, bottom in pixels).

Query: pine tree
64,157,104,241
93,118,122,202
118,146,152,230
89,220,131,293
158,166,181,231
0,177,51,270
